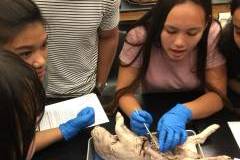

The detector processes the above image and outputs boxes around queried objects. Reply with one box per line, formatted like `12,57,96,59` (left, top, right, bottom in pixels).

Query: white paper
218,12,231,28
39,93,109,131
228,122,240,149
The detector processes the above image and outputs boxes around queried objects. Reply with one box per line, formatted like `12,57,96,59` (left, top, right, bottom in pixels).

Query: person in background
33,0,120,103
218,0,240,107
0,49,45,160
116,0,226,152
0,0,95,155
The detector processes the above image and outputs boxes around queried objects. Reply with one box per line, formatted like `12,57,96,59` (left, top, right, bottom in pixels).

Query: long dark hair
230,0,240,15
0,50,45,159
219,0,240,79
217,0,240,115
0,0,45,45
107,0,213,114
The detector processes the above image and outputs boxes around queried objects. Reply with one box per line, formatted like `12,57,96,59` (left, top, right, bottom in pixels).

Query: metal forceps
135,109,160,150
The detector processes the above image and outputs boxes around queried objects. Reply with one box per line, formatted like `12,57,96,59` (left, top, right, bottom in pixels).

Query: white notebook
39,93,109,131
228,122,240,149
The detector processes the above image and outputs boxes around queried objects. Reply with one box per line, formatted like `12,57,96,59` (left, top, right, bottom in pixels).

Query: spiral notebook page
39,93,109,131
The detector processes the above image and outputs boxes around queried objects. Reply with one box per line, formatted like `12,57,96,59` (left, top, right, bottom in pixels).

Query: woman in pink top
116,0,226,152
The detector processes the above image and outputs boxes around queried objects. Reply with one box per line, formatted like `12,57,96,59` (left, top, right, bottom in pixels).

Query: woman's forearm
229,79,240,94
119,93,141,117
35,128,63,152
184,92,224,119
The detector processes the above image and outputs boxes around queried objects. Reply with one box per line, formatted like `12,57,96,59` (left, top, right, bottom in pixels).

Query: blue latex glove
130,109,153,136
59,107,95,140
157,104,192,152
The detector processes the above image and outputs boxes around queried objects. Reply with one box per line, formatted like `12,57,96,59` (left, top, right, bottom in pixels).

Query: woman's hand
59,107,95,140
157,104,192,152
130,109,153,136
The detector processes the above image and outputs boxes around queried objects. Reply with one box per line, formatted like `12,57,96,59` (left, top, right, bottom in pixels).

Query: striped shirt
33,0,120,98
